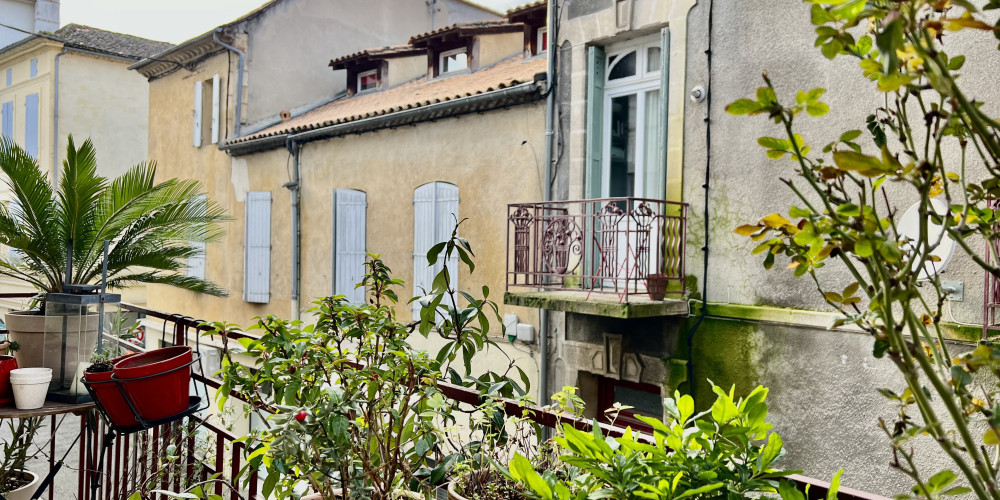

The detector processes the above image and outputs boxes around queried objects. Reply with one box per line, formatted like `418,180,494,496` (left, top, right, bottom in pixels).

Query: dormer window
439,48,468,74
536,27,548,54
358,69,378,92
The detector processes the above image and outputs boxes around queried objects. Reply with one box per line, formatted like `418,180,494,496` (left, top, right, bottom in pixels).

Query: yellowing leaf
735,224,761,236
760,213,792,228
833,150,886,176
985,429,1000,446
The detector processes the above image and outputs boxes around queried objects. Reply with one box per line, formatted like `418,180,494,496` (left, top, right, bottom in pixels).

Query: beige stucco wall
475,32,526,69
58,51,151,178
385,55,426,88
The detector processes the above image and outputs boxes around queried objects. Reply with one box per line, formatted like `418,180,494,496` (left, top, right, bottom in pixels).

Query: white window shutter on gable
211,74,220,144
187,242,206,279
333,189,367,305
244,191,271,303
193,81,203,147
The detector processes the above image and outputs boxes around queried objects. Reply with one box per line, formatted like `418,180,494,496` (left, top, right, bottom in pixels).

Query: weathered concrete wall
241,0,498,130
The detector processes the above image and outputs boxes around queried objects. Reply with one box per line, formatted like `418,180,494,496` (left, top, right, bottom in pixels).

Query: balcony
504,197,689,318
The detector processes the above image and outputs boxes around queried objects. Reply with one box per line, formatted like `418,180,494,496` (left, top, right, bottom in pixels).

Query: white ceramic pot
10,367,51,409
2,469,39,500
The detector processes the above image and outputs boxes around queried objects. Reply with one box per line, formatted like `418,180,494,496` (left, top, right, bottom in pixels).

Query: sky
60,0,526,44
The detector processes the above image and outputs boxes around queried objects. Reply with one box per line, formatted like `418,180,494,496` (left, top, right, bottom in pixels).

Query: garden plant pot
646,274,669,301
4,311,99,372
113,346,192,421
447,481,468,500
10,368,51,410
2,469,39,500
0,355,18,406
84,353,139,428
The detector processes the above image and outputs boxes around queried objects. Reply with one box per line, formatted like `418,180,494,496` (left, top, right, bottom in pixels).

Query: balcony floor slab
504,290,688,319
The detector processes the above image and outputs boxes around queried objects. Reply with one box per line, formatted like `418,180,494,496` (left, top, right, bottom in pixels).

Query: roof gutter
221,80,543,156
214,29,245,139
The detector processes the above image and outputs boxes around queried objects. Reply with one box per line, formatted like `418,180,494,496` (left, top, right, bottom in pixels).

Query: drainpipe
214,29,244,138
285,139,301,321
52,48,66,184
539,0,558,410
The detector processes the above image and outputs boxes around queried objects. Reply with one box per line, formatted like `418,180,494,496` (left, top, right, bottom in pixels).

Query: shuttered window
1,101,12,138
29,59,37,78
244,191,271,303
187,195,207,279
412,182,458,319
193,81,203,147
24,93,38,159
211,74,220,144
332,189,367,304
585,46,606,199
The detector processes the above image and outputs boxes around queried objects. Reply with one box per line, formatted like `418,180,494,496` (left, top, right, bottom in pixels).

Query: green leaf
757,432,784,470
839,130,863,142
947,55,966,71
810,4,834,25
757,87,777,106
833,151,885,175
727,99,764,115
426,241,447,265
821,40,843,59
855,239,875,258
951,366,972,389
826,469,844,500
873,340,891,358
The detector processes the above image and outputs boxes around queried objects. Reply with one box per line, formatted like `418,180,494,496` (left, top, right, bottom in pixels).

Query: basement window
597,376,662,433
357,69,378,92
439,48,468,75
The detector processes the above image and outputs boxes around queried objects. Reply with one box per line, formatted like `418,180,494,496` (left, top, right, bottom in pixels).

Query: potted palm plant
0,135,228,369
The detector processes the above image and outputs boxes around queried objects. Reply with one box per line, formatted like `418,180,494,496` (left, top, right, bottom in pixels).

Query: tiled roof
329,45,426,69
409,19,521,46
229,54,545,145
52,24,174,60
506,1,546,18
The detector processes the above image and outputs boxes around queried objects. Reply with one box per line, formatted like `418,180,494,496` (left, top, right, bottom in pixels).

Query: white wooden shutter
413,183,437,319
186,242,206,279
244,191,271,303
211,74,220,144
187,195,207,279
24,93,38,159
1,101,12,138
333,189,367,304
435,182,459,291
193,81,203,147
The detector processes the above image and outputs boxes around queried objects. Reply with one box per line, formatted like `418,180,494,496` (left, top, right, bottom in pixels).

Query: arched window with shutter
332,189,367,304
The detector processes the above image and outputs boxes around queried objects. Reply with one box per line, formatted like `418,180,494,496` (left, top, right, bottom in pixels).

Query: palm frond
107,271,228,297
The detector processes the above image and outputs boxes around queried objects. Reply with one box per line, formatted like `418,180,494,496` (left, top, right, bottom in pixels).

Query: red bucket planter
0,355,18,406
83,353,139,427
112,346,194,422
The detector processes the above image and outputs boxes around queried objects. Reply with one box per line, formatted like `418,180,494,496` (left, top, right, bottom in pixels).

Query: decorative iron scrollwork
509,206,534,273
542,216,582,275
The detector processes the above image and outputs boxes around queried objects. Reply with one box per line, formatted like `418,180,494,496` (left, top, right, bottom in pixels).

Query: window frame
357,69,379,93
596,376,662,433
536,27,548,55
438,47,469,76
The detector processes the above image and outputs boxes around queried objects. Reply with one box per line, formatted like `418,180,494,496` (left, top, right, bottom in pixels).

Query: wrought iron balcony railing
506,197,688,301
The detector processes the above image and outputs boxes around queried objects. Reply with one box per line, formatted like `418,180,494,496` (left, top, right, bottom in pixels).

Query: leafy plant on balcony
729,0,1000,497
0,135,228,310
507,384,824,500
0,417,42,495
208,255,451,499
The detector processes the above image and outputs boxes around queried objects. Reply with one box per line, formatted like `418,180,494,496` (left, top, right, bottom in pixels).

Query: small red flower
295,411,307,422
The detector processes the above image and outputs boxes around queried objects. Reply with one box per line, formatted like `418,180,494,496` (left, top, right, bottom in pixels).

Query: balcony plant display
728,0,1000,497
0,416,43,500
209,255,452,499
0,135,228,369
508,384,839,500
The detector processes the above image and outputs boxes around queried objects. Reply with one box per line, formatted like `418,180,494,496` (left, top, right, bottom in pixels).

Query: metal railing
0,295,886,500
506,197,687,301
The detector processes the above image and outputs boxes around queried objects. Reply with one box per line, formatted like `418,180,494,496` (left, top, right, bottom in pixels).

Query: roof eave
221,80,543,156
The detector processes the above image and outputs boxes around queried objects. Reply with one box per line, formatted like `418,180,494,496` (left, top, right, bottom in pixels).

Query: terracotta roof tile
409,19,520,46
231,55,545,144
506,1,546,18
53,24,174,60
330,45,425,68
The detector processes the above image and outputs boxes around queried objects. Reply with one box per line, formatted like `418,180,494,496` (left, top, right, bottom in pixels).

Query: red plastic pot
84,353,139,427
113,346,193,422
0,355,18,406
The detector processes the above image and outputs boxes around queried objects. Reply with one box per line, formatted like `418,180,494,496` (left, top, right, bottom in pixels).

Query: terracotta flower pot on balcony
113,346,193,422
646,274,669,301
